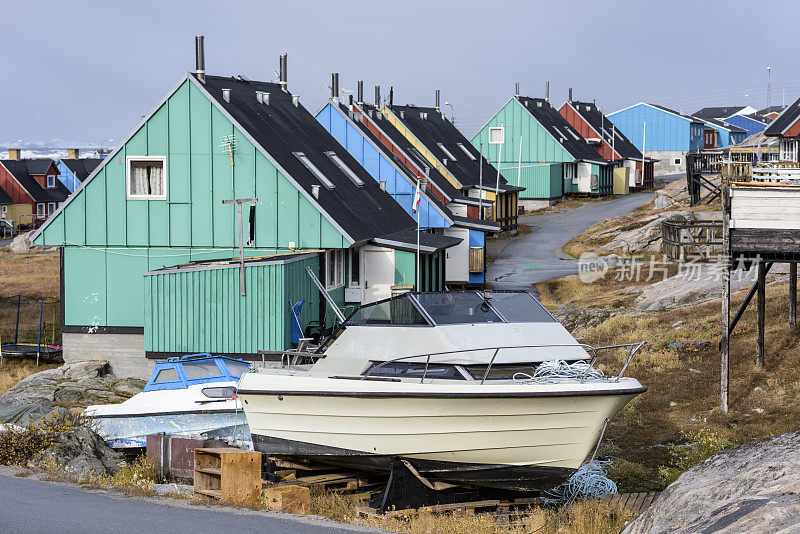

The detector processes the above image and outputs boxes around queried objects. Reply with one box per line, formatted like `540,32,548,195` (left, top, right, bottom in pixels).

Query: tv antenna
218,134,237,166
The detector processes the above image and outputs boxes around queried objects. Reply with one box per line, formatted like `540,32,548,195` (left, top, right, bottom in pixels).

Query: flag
413,179,421,214
757,143,762,161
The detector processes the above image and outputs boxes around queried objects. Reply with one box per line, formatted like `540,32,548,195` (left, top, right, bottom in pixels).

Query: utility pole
767,66,772,111
222,197,258,296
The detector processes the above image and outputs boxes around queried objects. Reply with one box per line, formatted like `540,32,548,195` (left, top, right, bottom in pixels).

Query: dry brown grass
0,251,59,300
537,273,800,492
0,359,59,393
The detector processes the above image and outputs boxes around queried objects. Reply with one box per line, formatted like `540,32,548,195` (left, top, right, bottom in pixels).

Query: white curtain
130,163,163,196
149,165,163,196
131,165,149,195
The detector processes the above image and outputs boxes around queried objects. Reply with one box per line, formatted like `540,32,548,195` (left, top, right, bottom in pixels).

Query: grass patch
0,360,59,393
0,251,59,300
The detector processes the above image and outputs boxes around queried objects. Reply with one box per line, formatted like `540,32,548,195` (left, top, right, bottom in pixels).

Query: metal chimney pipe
389,86,394,106
357,81,364,105
568,87,572,102
374,85,380,107
515,82,519,96
435,89,440,111
195,36,206,83
331,73,339,100
222,88,230,103
279,53,288,92
545,81,550,102
292,94,299,107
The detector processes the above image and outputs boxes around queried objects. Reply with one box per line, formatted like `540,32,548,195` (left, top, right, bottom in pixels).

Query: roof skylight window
437,143,458,162
457,143,477,160
293,152,335,189
567,128,581,141
325,151,364,187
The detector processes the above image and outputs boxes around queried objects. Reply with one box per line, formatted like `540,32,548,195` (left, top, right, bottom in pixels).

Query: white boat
238,290,646,492
85,354,252,449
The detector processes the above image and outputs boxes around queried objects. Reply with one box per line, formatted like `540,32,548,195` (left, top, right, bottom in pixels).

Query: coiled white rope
542,459,618,504
512,359,605,383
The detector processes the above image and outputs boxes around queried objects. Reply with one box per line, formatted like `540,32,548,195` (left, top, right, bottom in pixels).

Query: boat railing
362,342,646,384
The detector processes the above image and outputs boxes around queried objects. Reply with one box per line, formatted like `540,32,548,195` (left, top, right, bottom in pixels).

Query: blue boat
84,354,253,449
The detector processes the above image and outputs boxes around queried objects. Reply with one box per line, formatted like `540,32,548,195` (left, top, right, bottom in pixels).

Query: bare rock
622,430,800,534
112,378,146,398
552,307,649,333
28,426,124,478
63,360,110,380
9,231,35,253
0,361,113,410
596,211,695,255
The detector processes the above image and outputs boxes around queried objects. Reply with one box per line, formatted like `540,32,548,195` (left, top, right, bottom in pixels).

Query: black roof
648,103,704,123
516,97,606,162
567,101,642,160
197,74,418,244
356,103,463,200
372,228,461,253
0,185,12,205
387,104,508,189
692,106,747,119
701,116,747,133
0,159,69,203
759,105,787,115
451,214,500,232
61,158,104,182
765,97,800,137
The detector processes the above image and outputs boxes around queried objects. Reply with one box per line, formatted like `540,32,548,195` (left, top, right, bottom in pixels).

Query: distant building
699,117,747,148
608,103,704,174
758,105,787,121
693,106,769,138
764,97,800,162
55,149,104,193
0,153,68,228
473,94,613,208
559,100,654,190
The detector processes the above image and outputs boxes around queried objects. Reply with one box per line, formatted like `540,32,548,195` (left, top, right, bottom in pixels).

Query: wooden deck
604,492,659,516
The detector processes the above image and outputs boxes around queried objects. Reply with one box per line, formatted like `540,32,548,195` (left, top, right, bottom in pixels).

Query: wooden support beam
791,263,797,326
721,181,730,413
757,261,766,367
728,262,772,336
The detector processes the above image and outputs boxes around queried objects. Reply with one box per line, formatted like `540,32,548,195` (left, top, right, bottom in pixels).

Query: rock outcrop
552,307,649,333
28,425,124,478
596,211,694,255
9,231,35,253
622,431,800,534
0,361,145,410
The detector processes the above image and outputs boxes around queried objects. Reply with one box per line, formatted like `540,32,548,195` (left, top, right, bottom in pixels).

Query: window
47,202,55,215
437,143,458,162
415,292,501,324
325,249,345,290
247,205,255,246
674,158,681,165
363,362,465,380
325,151,364,186
457,143,477,160
488,127,505,144
294,152,335,189
1,206,6,218
349,247,361,286
46,175,56,188
36,203,45,218
202,386,237,399
153,367,179,383
127,157,166,199
224,361,251,378
780,140,798,162
566,127,581,141
182,361,222,379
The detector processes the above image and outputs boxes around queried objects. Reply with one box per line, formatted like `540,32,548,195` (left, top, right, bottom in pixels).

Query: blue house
608,102,704,174
55,154,104,193
699,117,747,147
723,114,770,139
315,83,498,287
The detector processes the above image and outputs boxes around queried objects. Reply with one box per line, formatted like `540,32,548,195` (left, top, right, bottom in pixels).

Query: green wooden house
33,48,457,378
472,95,613,208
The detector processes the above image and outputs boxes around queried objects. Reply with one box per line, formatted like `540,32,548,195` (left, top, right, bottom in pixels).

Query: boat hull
239,376,644,492
88,410,252,449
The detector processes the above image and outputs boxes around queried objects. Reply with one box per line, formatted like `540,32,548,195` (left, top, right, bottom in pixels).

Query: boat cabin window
364,362,465,380
153,367,179,383
224,361,251,378
487,292,555,323
346,297,428,326
202,386,237,398
463,364,538,380
415,292,501,324
183,361,223,380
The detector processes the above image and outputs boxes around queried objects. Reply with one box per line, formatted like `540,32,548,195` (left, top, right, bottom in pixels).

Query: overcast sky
2,0,798,146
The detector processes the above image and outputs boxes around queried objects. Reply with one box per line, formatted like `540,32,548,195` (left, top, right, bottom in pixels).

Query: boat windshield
224,361,251,378
486,291,555,323
183,360,223,379
345,296,429,326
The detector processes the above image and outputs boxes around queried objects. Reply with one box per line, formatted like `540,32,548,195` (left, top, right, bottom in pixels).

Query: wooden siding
515,163,563,199
0,163,35,205
144,255,321,355
730,187,800,230
471,98,571,200
394,250,416,287
558,103,615,160
607,103,703,152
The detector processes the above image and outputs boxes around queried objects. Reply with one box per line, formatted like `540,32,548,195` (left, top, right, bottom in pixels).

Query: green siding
36,75,351,329
471,99,572,199
394,250,416,286
514,164,563,199
144,255,320,355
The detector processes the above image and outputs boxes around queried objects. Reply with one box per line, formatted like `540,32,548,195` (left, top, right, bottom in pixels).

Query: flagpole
478,143,484,218
517,135,523,187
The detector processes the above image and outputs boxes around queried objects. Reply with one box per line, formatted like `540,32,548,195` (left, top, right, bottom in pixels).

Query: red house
559,100,655,190
0,155,69,228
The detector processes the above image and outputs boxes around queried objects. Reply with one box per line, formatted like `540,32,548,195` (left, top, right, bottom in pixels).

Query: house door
363,248,395,304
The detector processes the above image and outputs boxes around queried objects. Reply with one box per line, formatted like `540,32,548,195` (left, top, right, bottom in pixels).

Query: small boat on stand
85,354,253,449
238,290,646,492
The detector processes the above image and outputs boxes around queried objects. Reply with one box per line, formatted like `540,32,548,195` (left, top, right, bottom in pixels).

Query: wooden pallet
604,492,658,516
357,497,541,519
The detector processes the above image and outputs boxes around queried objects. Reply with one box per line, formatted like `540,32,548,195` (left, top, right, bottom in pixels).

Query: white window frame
488,127,505,145
1,206,6,218
457,143,477,160
47,202,56,215
437,143,458,162
674,158,682,166
36,203,45,218
325,151,364,186
126,156,167,200
46,174,56,188
325,250,345,291
348,247,362,287
780,139,798,162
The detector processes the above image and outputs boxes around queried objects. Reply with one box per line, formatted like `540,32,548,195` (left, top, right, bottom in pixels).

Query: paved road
0,473,380,534
488,176,683,290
